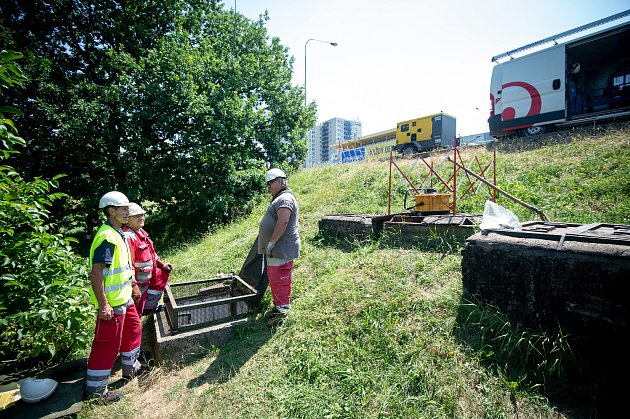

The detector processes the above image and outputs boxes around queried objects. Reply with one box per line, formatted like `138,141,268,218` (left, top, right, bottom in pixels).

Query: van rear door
489,64,503,136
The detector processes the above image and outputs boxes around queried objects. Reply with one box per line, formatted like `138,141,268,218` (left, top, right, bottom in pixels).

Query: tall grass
79,127,628,418
455,298,577,397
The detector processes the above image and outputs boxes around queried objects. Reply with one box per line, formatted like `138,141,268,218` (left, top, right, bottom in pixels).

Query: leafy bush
0,51,93,365
0,171,93,362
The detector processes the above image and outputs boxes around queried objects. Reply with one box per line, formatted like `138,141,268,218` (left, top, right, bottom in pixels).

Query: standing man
85,191,142,403
123,203,173,316
258,168,300,327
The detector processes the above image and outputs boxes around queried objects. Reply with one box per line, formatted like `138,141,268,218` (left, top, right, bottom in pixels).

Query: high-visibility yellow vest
88,224,133,308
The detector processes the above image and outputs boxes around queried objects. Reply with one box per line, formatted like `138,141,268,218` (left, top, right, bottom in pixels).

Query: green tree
0,51,93,365
116,8,311,242
0,1,314,241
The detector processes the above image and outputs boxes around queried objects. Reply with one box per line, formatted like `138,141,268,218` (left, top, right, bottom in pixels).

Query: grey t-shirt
258,191,300,260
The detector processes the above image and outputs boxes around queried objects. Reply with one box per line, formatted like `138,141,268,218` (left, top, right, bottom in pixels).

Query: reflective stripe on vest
103,265,132,277
123,227,156,283
134,260,153,268
122,230,138,241
104,279,132,293
89,224,133,308
136,271,152,282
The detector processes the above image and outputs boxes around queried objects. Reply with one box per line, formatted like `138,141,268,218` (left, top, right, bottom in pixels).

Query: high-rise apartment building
305,117,362,167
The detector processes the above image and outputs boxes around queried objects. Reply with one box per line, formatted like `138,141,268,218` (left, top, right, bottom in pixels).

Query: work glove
158,261,174,272
266,241,275,258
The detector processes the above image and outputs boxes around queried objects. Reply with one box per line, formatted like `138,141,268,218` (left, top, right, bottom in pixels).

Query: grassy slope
80,128,629,418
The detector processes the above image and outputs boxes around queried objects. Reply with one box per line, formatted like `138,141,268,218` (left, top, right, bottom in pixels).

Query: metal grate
493,222,630,247
163,275,258,333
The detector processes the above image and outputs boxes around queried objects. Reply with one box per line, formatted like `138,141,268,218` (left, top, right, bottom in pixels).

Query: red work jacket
122,226,158,287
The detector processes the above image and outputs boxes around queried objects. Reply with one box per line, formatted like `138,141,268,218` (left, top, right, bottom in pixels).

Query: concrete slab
383,214,481,244
318,213,481,244
151,309,250,362
318,214,378,241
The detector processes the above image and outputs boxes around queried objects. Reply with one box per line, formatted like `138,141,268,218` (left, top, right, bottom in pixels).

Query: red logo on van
499,81,542,121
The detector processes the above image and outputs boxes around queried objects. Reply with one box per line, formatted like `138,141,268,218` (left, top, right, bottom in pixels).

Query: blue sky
228,1,629,137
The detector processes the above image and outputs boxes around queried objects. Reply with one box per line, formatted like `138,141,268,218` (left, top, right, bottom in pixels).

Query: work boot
267,312,286,327
124,367,150,382
264,307,280,319
86,389,124,405
101,390,124,404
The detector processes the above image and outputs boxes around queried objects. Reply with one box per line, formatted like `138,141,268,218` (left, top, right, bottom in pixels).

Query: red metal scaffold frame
387,140,497,216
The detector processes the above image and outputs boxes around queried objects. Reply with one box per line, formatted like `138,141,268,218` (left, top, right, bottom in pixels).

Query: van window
412,122,416,126
400,124,409,132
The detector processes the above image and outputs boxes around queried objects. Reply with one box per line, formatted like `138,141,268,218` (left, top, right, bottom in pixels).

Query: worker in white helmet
84,191,142,404
258,168,300,327
123,203,173,317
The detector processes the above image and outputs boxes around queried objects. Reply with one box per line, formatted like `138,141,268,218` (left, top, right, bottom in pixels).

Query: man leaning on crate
84,191,142,404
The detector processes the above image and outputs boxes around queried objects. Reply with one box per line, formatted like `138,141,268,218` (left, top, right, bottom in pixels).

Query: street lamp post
304,38,338,107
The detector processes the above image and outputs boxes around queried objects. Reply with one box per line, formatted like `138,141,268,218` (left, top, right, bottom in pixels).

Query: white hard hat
128,203,145,217
19,377,58,403
265,168,286,183
98,191,130,208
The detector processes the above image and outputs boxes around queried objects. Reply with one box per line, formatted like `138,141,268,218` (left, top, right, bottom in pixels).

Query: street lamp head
304,38,339,107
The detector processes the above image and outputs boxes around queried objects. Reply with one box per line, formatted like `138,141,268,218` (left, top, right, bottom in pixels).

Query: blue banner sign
341,147,366,164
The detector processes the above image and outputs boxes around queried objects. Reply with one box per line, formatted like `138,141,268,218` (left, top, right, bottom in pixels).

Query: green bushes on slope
0,52,93,366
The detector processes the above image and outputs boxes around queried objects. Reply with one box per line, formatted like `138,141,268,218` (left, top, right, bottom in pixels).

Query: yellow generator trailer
394,113,457,156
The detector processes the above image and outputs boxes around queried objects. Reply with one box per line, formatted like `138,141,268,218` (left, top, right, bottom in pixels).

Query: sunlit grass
79,127,628,418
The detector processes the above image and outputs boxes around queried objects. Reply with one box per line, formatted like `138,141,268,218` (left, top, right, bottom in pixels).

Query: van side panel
490,45,566,136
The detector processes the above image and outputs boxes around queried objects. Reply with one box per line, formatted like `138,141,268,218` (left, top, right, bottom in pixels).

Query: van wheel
522,125,546,137
402,144,416,157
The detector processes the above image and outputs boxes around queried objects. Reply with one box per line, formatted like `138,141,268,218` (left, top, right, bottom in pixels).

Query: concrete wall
461,230,630,358
318,214,376,241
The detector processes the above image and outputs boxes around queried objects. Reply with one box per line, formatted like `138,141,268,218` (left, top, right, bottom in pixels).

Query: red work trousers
85,301,142,396
267,261,293,308
144,267,170,313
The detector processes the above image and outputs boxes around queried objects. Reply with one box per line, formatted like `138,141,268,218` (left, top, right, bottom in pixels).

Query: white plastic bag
479,200,522,231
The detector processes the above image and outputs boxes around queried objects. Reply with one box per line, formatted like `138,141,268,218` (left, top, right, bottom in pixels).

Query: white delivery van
489,12,630,137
